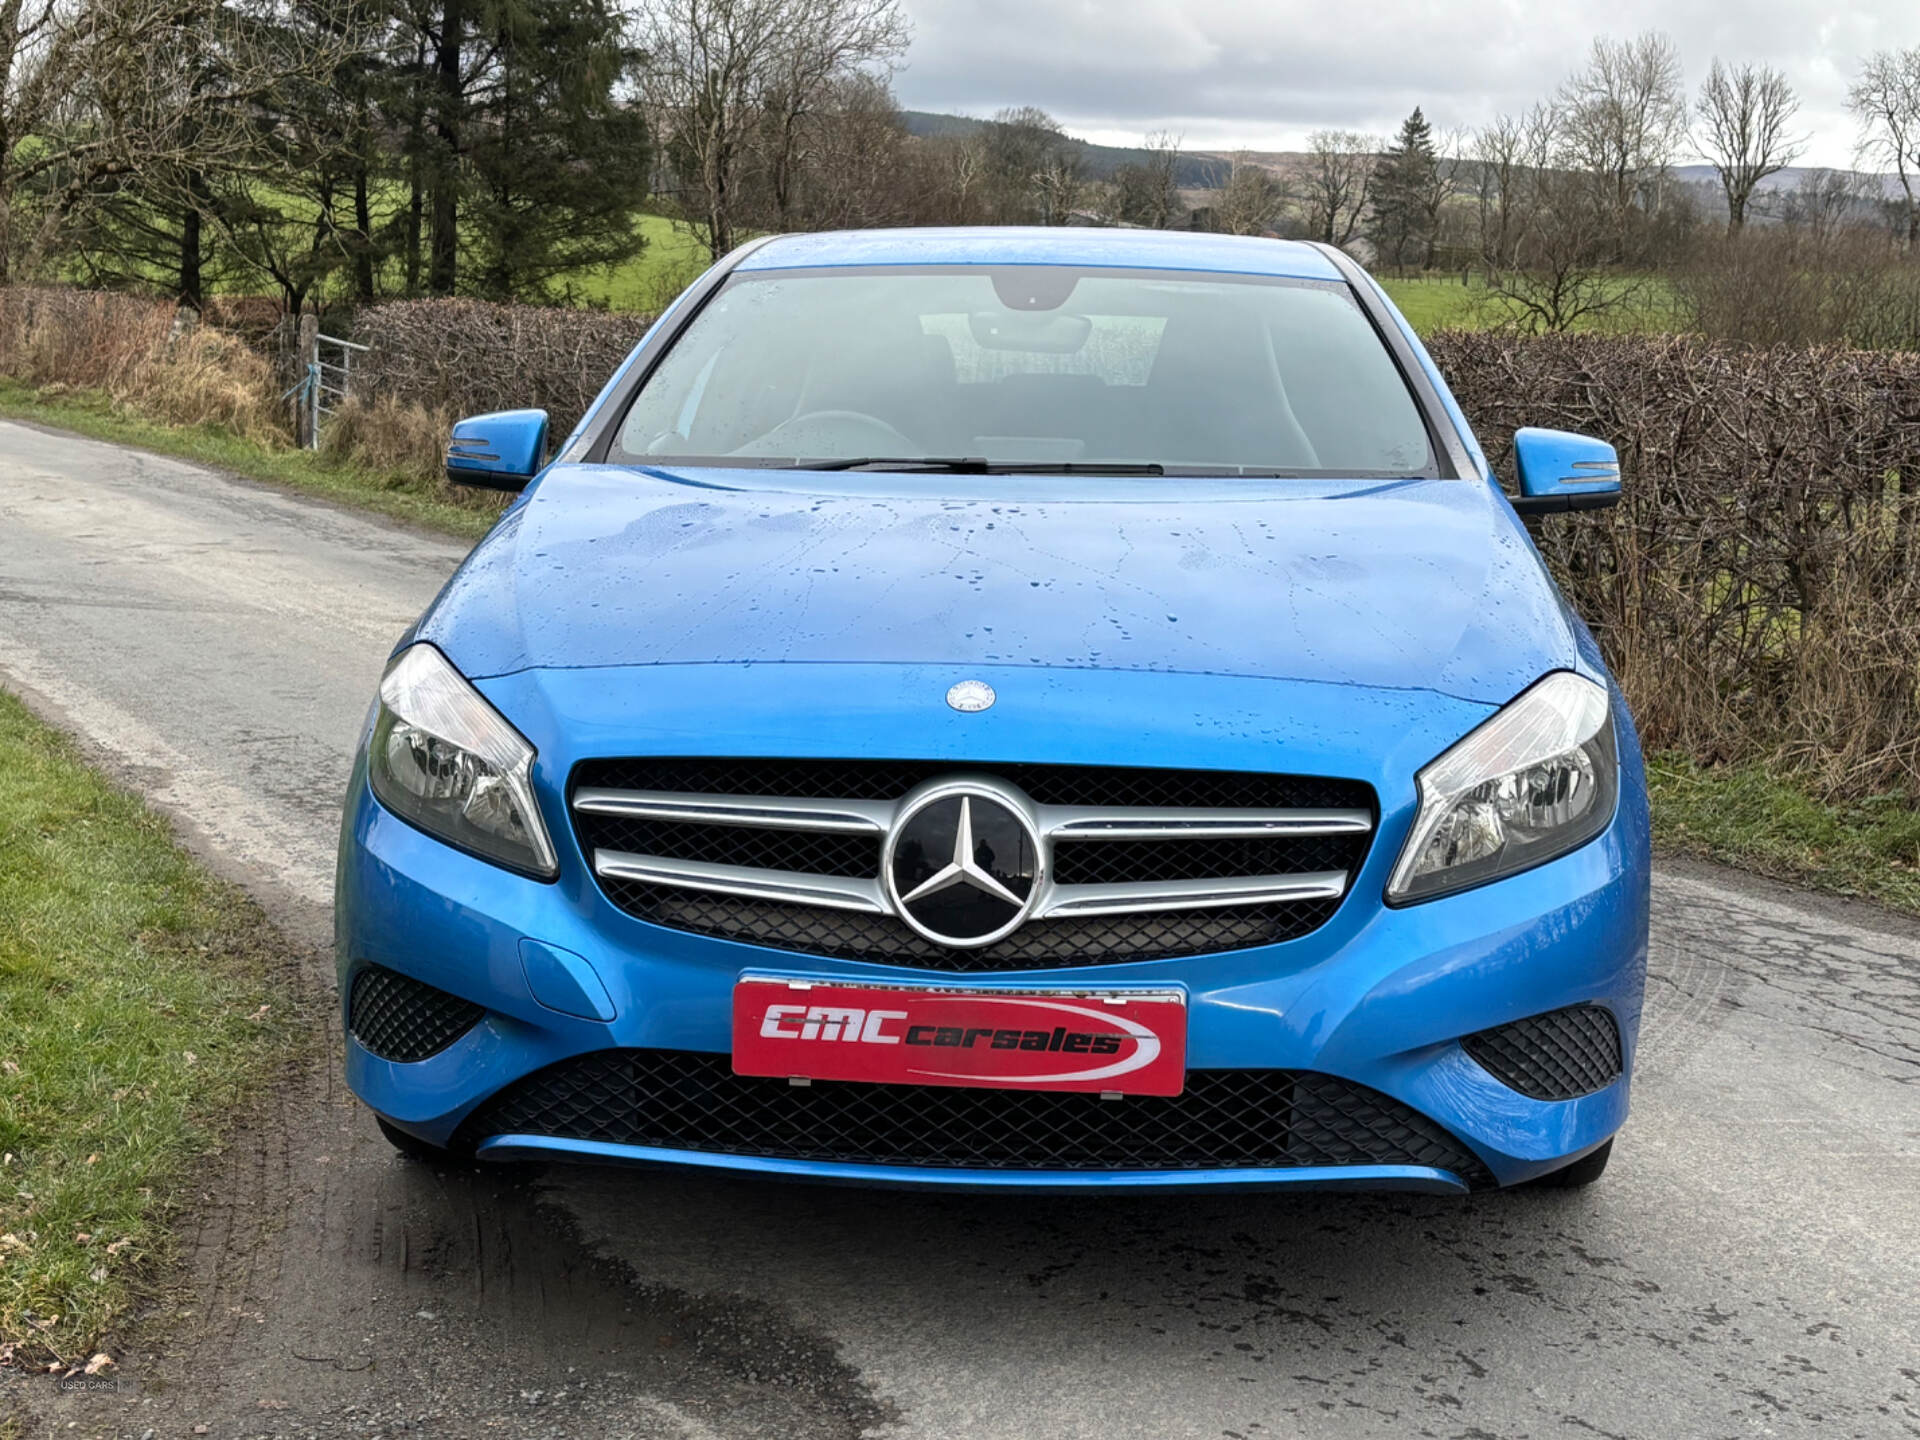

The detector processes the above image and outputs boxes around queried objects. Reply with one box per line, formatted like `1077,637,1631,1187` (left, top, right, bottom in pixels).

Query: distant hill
899,111,1905,208
1672,163,1905,201
899,110,1231,188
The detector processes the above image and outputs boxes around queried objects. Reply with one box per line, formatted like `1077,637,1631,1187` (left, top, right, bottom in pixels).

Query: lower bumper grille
1463,1004,1623,1100
348,965,484,1063
460,1049,1494,1185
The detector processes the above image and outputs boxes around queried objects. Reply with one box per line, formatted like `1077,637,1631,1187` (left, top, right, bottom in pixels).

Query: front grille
459,1049,1494,1184
603,883,1337,970
577,758,1368,810
572,758,1375,971
1462,1004,1623,1100
348,965,484,1063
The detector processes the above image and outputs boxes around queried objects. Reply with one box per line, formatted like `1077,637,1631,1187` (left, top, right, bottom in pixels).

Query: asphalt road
2,417,1917,1440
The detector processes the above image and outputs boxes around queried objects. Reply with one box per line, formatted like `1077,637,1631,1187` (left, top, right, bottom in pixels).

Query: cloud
894,0,1915,167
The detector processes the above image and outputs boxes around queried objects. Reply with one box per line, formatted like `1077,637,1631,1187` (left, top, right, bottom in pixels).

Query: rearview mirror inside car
445,409,550,491
1510,427,1621,517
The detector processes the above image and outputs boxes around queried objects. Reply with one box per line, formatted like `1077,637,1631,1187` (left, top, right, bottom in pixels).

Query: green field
1378,274,1681,335
558,213,713,311
565,239,1679,337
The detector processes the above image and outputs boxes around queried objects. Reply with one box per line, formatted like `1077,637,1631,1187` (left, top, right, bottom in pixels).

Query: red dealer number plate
731,978,1188,1096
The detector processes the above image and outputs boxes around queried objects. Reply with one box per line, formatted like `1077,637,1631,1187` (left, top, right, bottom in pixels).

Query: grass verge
0,690,310,1372
0,380,500,542
1647,754,1920,913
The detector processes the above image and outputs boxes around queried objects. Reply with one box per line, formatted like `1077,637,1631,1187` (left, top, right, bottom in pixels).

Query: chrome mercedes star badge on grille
945,679,996,713
884,781,1041,947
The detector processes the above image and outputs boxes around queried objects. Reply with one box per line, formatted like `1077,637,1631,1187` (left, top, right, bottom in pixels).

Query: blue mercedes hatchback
336,228,1649,1193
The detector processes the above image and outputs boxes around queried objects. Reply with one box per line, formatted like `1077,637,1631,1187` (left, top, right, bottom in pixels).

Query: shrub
345,299,652,442
1431,331,1920,794
1674,229,1920,351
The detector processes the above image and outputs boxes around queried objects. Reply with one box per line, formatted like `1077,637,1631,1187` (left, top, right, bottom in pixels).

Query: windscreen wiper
809,456,993,472
805,457,1166,475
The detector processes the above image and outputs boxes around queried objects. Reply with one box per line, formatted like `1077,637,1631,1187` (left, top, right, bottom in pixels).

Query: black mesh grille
460,1049,1493,1184
573,758,1370,811
603,882,1341,970
1050,833,1356,886
1462,1005,1623,1101
572,758,1374,970
581,816,879,878
348,966,485,1063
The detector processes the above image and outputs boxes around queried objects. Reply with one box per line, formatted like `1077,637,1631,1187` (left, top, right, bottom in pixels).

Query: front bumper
335,666,1649,1192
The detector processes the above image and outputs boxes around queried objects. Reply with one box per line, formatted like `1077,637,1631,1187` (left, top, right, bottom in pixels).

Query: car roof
735,227,1345,282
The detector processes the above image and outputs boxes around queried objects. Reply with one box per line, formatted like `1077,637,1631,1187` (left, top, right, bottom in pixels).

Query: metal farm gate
288,314,369,449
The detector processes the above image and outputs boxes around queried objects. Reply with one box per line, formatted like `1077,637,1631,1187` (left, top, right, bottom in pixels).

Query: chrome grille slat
1034,871,1349,919
1036,806,1373,841
594,851,889,913
571,760,1377,970
573,788,892,834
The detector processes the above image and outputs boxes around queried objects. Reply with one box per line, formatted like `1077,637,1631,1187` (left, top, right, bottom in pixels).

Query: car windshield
613,265,1437,477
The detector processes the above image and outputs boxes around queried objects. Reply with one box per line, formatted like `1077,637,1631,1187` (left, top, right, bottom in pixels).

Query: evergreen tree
465,0,650,297
1369,107,1439,270
396,0,649,298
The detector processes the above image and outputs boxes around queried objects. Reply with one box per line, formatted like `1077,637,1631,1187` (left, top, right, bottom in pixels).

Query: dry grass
0,288,284,444
320,392,451,483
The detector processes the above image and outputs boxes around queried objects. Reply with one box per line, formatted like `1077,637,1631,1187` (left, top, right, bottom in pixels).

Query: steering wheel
738,409,918,457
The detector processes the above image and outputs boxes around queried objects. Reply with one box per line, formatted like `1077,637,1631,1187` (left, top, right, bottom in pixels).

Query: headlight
1387,672,1617,904
366,644,558,879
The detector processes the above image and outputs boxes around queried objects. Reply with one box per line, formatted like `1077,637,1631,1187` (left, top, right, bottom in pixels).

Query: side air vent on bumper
459,1050,1495,1185
568,758,1376,971
1462,1004,1623,1101
348,965,485,1063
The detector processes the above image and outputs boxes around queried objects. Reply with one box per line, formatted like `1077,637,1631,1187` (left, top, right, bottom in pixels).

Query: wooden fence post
296,312,318,448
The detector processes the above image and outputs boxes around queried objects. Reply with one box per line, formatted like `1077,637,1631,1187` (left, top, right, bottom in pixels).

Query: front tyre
1532,1137,1613,1189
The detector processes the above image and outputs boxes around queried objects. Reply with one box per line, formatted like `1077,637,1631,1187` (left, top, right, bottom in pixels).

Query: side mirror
1509,427,1620,516
445,409,549,491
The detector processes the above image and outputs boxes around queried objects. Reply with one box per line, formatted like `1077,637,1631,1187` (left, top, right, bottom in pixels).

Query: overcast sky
893,0,1915,169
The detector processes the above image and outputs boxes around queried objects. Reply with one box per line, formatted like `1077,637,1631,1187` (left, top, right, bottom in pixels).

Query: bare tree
0,0,76,281
1214,152,1287,236
1696,59,1804,233
1031,144,1084,225
1780,167,1870,242
9,0,355,284
1849,47,1920,247
755,0,908,228
978,105,1084,224
1483,103,1646,333
1557,31,1688,260
1419,127,1466,267
637,0,907,261
779,71,911,229
913,130,987,224
1301,130,1376,247
1471,113,1527,272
